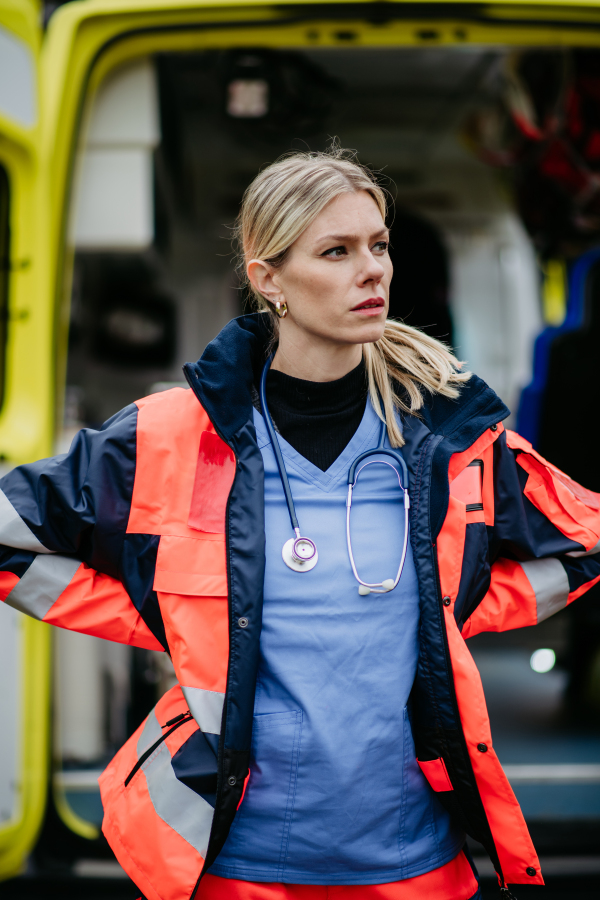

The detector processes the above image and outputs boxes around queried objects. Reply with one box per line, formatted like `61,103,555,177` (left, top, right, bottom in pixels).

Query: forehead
302,190,385,241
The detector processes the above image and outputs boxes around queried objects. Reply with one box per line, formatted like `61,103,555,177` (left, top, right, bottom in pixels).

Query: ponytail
363,319,470,447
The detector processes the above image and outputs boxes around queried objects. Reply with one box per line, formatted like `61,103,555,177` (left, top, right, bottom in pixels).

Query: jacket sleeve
0,404,165,651
462,429,600,639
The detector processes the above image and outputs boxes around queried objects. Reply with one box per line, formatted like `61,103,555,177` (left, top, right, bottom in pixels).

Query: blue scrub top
210,399,463,884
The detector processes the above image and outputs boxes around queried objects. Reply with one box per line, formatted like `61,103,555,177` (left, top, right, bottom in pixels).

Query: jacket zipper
124,713,193,787
432,543,515,897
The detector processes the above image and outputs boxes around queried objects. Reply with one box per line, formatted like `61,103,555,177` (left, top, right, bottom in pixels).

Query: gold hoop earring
275,301,288,319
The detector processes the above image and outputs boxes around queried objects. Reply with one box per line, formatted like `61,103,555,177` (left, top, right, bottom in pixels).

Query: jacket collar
183,313,510,451
183,313,271,444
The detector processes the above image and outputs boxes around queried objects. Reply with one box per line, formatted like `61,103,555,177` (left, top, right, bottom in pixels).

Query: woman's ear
247,260,284,307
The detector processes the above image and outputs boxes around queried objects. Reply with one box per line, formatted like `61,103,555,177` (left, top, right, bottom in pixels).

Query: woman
1,148,599,900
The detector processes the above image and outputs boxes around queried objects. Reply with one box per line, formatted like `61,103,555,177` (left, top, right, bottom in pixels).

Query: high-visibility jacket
1,314,599,900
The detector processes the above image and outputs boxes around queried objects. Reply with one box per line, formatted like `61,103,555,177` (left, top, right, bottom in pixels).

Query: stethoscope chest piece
282,534,319,572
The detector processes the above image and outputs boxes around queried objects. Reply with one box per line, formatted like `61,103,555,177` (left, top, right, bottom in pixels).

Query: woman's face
249,190,392,351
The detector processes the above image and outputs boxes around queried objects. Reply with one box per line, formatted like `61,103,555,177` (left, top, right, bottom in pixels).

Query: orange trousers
193,850,479,899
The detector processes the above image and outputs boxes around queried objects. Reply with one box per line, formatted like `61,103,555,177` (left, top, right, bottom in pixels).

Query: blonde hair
235,146,470,447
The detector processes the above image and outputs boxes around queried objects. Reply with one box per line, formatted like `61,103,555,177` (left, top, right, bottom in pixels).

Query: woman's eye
322,246,347,258
373,241,389,253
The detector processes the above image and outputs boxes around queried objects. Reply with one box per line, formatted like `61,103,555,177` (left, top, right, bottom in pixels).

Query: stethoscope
260,356,411,595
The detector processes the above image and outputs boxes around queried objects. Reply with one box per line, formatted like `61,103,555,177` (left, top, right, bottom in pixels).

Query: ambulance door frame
0,0,51,882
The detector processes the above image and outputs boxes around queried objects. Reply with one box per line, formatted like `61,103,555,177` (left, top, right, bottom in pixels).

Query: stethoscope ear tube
347,420,409,489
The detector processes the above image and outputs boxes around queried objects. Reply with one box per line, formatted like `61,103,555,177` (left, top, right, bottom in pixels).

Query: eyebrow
317,228,389,244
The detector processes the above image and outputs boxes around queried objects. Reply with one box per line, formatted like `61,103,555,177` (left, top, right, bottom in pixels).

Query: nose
358,247,385,286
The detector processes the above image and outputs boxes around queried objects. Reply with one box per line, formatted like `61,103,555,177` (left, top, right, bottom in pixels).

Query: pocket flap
154,534,228,597
153,570,228,597
417,757,454,792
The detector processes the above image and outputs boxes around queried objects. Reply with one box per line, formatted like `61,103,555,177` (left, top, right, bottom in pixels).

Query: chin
355,321,387,345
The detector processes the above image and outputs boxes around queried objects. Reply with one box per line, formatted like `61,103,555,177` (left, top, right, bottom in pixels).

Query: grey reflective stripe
136,710,214,857
520,558,570,623
182,686,224,735
137,706,163,757
566,539,600,558
0,489,52,553
4,555,80,619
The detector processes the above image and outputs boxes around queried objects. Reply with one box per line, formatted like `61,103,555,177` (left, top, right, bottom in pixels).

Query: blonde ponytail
363,320,470,447
235,145,470,446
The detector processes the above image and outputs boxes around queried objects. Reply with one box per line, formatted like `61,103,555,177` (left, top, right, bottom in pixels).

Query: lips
351,297,385,311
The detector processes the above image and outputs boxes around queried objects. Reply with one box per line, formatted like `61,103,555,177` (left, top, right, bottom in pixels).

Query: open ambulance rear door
0,0,52,881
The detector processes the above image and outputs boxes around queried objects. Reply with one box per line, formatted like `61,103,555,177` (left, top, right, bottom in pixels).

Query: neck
271,331,362,383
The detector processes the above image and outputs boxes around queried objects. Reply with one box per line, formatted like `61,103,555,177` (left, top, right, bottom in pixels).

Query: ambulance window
0,164,8,410
65,57,241,430
538,260,600,491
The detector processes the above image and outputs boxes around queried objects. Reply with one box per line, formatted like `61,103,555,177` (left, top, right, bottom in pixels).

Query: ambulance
0,0,599,880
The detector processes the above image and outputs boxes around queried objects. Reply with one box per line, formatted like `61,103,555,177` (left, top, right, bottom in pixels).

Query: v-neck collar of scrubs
253,395,385,494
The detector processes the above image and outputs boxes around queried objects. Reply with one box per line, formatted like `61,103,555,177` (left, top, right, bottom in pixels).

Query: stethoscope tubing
260,355,317,564
260,354,300,533
260,356,410,591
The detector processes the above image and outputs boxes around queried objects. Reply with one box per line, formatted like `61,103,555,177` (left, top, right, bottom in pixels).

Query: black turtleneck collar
264,360,368,471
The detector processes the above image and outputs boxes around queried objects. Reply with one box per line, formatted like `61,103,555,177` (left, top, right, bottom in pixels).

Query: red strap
418,757,454,792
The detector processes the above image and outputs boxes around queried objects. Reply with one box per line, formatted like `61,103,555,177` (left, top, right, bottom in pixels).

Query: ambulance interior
47,44,600,866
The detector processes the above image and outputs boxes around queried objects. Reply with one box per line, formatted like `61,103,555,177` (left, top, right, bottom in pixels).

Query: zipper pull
164,711,192,728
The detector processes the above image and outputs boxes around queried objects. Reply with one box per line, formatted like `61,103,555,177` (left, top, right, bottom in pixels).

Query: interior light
227,79,269,118
105,309,165,346
530,648,556,673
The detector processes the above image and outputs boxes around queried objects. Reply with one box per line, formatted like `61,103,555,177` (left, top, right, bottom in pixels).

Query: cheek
284,264,342,309
303,274,348,321
383,258,393,284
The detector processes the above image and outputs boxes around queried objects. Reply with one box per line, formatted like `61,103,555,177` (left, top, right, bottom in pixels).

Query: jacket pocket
188,430,236,534
99,685,214,900
124,711,193,787
153,535,230,697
